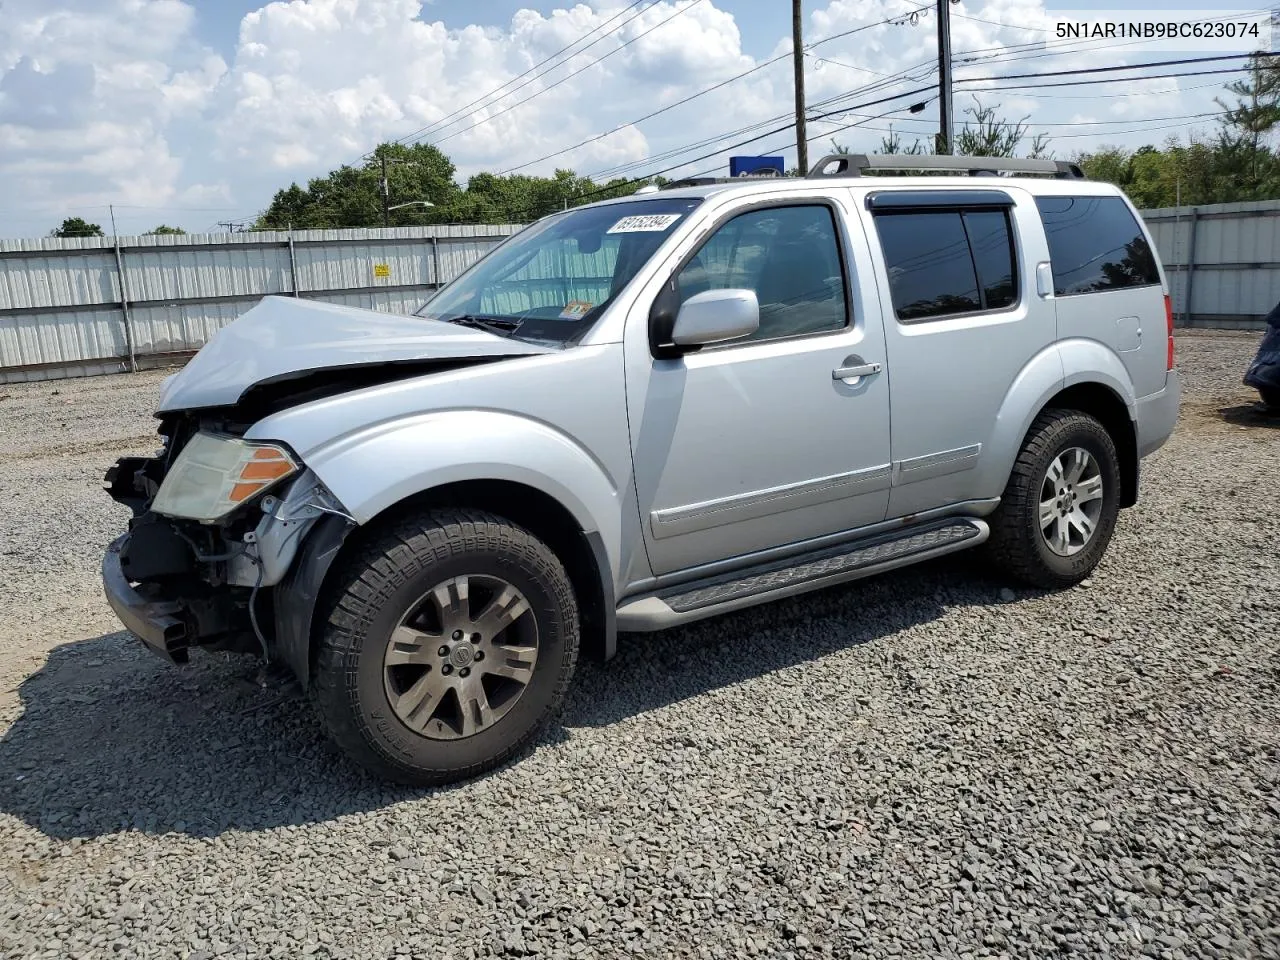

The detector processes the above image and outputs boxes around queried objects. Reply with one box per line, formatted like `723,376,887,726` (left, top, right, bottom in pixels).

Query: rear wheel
986,409,1122,589
313,508,578,786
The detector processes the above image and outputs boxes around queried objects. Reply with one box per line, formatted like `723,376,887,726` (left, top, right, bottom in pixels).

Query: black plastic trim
272,513,356,690
867,189,1015,210
585,529,617,660
102,534,191,664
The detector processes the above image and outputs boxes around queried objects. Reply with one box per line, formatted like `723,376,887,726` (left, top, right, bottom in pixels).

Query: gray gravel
2,333,1278,960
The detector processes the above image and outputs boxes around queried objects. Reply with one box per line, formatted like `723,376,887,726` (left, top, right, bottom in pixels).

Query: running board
616,518,988,631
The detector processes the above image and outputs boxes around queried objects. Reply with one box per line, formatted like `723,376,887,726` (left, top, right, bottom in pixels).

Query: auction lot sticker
1044,9,1275,52
607,214,682,234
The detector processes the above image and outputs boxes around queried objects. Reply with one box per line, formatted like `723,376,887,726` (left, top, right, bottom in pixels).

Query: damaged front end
102,411,354,673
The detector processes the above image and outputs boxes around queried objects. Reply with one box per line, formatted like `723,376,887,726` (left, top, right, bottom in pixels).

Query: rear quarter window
1036,195,1160,296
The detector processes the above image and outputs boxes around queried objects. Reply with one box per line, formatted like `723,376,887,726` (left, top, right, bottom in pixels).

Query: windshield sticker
558,300,594,320
606,213,682,234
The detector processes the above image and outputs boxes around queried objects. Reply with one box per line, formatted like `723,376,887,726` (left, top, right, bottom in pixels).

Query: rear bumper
1136,368,1182,459
102,534,191,664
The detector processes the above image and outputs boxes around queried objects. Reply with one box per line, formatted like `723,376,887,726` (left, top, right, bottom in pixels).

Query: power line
501,83,942,222
496,1,934,177
572,35,1061,186
809,51,1278,121
545,53,1272,217
969,62,1278,92
961,51,1280,84
576,71,938,184
422,0,710,150
496,53,791,175
383,0,653,152
588,46,1270,189
523,23,944,184
823,110,1219,129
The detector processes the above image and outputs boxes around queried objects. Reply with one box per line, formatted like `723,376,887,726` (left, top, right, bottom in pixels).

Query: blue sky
0,0,1262,238
189,0,795,59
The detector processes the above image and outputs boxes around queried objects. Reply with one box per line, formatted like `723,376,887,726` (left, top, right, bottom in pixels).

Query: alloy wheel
1039,446,1105,557
382,574,538,740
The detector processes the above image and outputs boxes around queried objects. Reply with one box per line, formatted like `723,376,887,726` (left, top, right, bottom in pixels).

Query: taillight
1164,294,1175,370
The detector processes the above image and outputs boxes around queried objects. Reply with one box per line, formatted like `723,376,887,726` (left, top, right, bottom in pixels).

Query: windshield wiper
443,315,523,336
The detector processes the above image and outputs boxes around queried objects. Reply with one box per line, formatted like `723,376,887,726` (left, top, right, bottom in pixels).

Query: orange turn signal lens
227,445,297,503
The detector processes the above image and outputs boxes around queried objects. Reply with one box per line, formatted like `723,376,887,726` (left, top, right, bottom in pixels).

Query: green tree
1078,146,1134,190
877,128,927,155
256,142,460,229
1215,53,1280,198
255,142,659,227
953,98,1040,158
145,225,186,235
845,100,1048,159
50,217,104,238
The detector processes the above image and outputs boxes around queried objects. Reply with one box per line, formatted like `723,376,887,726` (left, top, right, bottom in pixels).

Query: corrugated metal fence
1142,199,1280,330
2,201,1277,383
0,225,520,383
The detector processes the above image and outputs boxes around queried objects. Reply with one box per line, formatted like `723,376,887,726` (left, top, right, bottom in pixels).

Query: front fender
271,410,623,583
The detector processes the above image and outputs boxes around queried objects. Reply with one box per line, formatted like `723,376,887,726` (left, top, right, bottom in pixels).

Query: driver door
625,197,893,577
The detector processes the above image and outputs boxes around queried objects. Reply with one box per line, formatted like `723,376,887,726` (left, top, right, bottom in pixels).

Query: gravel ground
1,333,1277,960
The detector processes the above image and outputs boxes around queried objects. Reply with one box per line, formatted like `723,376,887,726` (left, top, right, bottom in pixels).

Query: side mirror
671,288,760,347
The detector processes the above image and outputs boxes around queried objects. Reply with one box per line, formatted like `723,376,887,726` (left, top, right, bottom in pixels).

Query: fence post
430,234,441,293
1183,207,1199,327
112,239,138,373
287,229,300,297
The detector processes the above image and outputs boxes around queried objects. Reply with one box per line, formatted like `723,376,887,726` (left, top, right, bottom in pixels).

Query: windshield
414,195,703,343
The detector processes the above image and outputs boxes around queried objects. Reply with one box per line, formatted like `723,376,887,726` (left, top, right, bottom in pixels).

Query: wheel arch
273,478,617,692
988,343,1139,510
1037,382,1138,507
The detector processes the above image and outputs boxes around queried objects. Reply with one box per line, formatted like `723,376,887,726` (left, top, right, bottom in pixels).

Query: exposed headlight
151,432,299,523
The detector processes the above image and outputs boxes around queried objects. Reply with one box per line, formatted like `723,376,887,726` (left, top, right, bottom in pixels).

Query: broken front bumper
102,533,191,664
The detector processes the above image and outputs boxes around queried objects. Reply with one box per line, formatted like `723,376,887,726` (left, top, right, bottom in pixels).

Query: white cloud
0,0,225,231
0,0,1245,236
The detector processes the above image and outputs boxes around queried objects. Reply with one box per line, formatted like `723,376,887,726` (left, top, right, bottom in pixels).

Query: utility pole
936,0,954,154
792,0,808,175
380,153,391,228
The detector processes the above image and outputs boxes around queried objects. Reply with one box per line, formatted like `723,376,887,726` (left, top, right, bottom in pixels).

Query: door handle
832,361,882,383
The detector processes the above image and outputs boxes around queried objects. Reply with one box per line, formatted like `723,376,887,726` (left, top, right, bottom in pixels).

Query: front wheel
313,508,579,786
986,409,1122,589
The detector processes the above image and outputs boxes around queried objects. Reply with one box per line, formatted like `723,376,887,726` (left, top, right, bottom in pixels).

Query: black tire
986,409,1122,589
313,508,579,786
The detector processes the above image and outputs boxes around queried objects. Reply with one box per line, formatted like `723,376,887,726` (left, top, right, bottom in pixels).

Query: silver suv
102,154,1181,785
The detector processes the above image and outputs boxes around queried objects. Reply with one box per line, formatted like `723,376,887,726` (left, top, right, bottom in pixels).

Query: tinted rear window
1036,196,1160,296
873,209,1017,321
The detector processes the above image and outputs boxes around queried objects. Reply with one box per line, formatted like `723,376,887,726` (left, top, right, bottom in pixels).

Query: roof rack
659,172,792,190
660,176,733,190
807,153,1086,180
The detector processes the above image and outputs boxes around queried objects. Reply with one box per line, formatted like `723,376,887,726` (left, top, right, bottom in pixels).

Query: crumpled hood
156,295,552,412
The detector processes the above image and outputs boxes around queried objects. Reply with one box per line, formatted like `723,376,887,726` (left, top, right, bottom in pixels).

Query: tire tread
986,408,1120,589
312,507,578,786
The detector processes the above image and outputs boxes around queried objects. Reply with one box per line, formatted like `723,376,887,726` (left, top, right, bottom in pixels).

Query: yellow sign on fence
373,263,391,278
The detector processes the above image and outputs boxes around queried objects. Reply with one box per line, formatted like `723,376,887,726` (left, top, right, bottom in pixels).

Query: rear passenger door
863,188,1057,517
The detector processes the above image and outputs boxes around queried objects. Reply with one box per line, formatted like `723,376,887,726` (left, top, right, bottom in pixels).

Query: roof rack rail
660,176,733,190
660,171,791,190
807,153,1086,180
